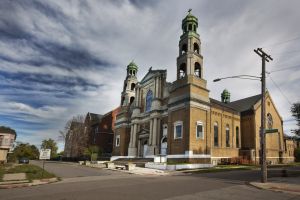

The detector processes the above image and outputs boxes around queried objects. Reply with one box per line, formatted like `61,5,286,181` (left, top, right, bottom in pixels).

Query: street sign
265,129,278,134
39,149,51,160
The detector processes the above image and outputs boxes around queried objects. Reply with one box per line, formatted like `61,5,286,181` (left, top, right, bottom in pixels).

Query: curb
249,182,300,196
0,177,59,189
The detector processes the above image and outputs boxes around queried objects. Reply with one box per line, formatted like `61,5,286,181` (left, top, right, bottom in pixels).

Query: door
143,144,148,157
161,137,167,155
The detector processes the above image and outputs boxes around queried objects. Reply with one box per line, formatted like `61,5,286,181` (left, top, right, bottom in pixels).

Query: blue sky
0,0,299,150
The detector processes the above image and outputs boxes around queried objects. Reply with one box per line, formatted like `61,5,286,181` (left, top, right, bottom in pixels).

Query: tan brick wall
113,126,130,156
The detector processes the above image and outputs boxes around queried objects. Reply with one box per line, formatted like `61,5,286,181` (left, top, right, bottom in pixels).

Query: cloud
0,0,299,150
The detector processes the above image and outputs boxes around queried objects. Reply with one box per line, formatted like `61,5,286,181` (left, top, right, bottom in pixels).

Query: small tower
120,61,138,107
221,89,231,103
177,9,203,80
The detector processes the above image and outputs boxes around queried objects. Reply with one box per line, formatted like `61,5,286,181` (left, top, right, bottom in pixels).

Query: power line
268,64,300,73
262,35,300,48
271,49,300,55
267,75,292,105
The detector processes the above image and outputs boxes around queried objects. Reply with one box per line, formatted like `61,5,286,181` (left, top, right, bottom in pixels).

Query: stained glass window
146,90,153,112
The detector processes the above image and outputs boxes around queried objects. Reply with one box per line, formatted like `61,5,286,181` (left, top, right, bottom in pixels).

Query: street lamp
213,75,261,82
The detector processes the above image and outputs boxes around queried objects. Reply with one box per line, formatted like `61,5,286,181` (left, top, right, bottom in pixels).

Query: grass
6,164,56,181
0,165,5,181
182,165,258,173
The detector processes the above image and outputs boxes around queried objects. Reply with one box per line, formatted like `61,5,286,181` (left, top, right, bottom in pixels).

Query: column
132,124,137,147
152,118,157,146
135,87,140,107
129,124,134,148
149,119,153,146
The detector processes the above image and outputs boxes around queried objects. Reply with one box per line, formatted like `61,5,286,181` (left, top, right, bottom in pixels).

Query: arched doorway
161,137,167,155
143,140,148,158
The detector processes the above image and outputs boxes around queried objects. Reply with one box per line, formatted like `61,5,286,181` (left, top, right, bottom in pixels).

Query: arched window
214,122,218,147
188,24,192,31
193,25,196,31
226,125,230,147
145,90,153,112
179,63,186,79
181,44,187,55
124,83,127,91
194,62,201,78
194,43,199,54
236,126,239,148
121,96,125,106
130,96,135,105
131,83,136,91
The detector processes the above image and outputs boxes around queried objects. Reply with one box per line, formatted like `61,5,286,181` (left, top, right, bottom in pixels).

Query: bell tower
120,61,138,107
177,9,204,80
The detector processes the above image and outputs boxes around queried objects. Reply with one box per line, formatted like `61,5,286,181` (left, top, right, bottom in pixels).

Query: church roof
210,94,262,113
88,112,103,122
140,67,166,84
228,94,261,112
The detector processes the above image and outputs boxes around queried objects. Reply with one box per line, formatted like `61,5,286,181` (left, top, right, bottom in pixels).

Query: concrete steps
113,158,153,167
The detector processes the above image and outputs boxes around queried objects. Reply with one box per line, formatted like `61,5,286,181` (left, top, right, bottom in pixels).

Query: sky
0,0,299,151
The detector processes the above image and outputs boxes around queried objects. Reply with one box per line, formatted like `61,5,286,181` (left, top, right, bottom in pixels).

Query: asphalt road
0,162,298,200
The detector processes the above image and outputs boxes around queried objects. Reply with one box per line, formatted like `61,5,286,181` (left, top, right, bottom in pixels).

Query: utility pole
254,48,273,183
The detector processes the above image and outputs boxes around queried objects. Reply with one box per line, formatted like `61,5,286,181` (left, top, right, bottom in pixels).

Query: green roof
182,9,198,25
127,61,138,71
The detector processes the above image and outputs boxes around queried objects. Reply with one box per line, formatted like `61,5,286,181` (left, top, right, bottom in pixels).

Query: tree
8,142,39,161
41,138,58,159
62,115,87,158
291,102,300,136
83,145,101,161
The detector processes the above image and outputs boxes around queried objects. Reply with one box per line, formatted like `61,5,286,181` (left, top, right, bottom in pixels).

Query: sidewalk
250,177,300,195
107,166,168,176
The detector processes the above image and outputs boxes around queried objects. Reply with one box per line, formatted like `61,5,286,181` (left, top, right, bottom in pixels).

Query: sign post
39,149,51,178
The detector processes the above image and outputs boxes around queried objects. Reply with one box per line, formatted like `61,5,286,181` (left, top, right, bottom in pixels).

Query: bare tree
63,114,88,158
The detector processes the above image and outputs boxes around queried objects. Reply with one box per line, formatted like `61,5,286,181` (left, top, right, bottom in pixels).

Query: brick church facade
112,11,294,165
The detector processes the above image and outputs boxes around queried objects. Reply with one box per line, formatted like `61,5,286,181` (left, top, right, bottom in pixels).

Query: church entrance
161,137,167,155
142,140,148,158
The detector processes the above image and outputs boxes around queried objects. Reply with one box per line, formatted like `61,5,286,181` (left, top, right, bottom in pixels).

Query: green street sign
265,129,278,134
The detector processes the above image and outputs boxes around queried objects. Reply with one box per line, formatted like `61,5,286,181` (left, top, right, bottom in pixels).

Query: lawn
182,165,258,173
0,165,5,181
5,164,56,181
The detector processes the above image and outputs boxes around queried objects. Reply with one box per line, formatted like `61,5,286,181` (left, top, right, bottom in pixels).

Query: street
0,162,299,200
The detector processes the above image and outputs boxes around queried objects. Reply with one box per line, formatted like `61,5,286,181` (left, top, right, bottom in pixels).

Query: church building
112,10,293,165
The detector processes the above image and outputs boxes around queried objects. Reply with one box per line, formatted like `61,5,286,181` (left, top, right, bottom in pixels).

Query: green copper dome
221,89,231,103
182,9,198,32
127,61,138,71
127,61,138,77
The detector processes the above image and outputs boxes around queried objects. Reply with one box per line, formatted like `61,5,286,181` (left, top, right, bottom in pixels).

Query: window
226,125,230,147
267,113,273,129
174,121,183,139
131,83,136,90
236,126,239,148
130,96,135,105
116,135,120,147
146,90,153,112
196,121,204,139
194,43,199,54
179,63,186,79
181,44,187,55
214,122,218,147
188,24,192,31
194,62,201,78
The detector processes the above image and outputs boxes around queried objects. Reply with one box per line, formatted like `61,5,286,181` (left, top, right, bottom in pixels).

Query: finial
188,8,192,14
149,66,152,71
